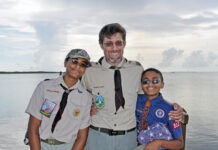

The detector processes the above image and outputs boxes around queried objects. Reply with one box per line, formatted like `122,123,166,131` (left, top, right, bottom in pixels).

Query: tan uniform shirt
26,76,92,143
81,57,144,130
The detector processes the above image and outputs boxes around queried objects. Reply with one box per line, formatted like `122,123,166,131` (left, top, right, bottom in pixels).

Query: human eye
71,59,78,65
152,79,160,84
103,42,113,47
142,79,150,85
115,41,123,46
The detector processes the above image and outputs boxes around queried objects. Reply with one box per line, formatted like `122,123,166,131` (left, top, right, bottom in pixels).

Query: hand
144,140,161,150
168,103,183,122
90,103,99,116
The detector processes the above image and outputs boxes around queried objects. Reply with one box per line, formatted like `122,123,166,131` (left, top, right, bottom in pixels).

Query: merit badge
73,109,80,117
94,95,105,109
40,99,56,118
155,108,165,118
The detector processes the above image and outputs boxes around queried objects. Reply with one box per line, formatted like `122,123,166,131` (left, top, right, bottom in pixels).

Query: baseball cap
65,49,90,62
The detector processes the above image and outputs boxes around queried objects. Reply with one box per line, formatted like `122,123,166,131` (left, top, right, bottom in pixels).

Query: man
82,23,184,150
26,49,92,150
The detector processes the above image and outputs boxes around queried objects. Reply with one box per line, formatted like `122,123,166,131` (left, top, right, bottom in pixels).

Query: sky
1,0,218,72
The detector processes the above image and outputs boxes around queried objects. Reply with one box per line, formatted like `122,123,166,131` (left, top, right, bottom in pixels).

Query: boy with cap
25,49,92,150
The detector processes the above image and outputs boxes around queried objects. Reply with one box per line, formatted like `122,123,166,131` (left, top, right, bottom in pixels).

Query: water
0,72,218,150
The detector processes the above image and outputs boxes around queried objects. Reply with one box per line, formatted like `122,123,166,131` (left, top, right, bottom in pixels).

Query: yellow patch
73,109,80,117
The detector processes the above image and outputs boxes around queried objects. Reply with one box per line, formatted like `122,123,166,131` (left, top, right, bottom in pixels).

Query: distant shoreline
0,71,60,74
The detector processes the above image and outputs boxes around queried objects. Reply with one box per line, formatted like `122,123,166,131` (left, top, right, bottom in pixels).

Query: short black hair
99,23,126,44
141,68,164,82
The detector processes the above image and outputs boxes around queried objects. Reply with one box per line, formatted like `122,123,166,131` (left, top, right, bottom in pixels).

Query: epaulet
89,61,102,68
127,60,142,67
44,79,51,81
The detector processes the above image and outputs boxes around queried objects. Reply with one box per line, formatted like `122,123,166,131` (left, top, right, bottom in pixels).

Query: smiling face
64,58,88,81
141,70,164,100
100,32,126,66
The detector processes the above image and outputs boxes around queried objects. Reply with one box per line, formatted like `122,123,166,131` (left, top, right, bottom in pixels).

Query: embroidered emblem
47,89,60,93
94,95,105,109
155,108,165,118
172,121,180,130
40,99,56,118
73,109,80,117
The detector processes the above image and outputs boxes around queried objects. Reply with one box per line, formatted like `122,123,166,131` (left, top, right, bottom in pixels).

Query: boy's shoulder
157,99,174,111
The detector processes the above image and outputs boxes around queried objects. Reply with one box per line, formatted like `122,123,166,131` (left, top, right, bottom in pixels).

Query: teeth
147,87,155,92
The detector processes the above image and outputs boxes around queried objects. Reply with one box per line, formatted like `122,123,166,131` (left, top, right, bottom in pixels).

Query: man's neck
105,57,123,66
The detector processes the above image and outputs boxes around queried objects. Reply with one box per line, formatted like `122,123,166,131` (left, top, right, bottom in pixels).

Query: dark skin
142,71,183,150
28,58,89,150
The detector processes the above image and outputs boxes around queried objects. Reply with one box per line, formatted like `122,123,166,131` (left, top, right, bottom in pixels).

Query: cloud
183,50,218,68
1,0,218,71
158,48,218,71
159,48,184,67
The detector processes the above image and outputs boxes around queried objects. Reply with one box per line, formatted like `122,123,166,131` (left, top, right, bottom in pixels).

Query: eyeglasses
70,59,90,68
142,79,160,85
103,40,124,48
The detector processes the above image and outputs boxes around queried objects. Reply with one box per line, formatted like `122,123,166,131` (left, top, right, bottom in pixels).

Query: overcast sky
1,0,218,72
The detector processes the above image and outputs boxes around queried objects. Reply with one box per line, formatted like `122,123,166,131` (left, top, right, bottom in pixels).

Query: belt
90,125,136,136
40,138,65,145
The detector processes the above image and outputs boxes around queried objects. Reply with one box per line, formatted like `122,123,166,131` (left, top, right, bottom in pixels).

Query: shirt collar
101,57,126,69
56,75,82,91
150,93,163,106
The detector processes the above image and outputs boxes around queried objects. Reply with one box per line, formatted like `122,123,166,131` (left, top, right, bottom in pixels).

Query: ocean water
0,72,218,150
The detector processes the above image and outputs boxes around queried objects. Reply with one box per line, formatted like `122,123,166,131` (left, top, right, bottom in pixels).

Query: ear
100,44,104,50
123,41,126,47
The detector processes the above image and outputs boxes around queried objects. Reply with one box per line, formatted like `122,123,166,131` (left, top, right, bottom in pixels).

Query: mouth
146,87,155,92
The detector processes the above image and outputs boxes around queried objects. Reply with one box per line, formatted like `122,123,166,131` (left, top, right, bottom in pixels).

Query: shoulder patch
89,61,102,68
128,60,142,67
44,79,50,81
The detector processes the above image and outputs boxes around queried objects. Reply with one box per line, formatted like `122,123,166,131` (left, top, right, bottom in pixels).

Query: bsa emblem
73,109,80,117
155,108,165,118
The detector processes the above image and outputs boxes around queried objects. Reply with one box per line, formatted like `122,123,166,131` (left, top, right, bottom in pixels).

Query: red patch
172,121,180,130
93,86,104,88
47,89,60,93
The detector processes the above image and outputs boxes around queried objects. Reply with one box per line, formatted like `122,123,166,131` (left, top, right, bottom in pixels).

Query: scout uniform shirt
136,93,182,139
81,57,144,130
25,76,92,143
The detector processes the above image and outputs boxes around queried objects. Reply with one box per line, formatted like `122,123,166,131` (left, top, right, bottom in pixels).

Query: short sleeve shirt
136,93,182,139
25,76,92,143
81,57,144,130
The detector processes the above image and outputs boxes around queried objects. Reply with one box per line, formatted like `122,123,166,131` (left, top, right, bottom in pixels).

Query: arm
28,115,41,150
144,136,183,150
90,102,99,116
71,127,89,150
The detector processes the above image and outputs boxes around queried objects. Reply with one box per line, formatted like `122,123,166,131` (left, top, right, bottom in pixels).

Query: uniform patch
93,86,104,88
40,99,56,118
172,121,180,130
155,108,165,118
94,95,105,109
47,89,60,93
73,109,80,117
